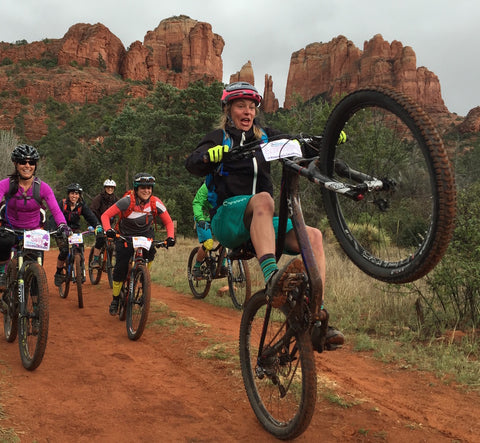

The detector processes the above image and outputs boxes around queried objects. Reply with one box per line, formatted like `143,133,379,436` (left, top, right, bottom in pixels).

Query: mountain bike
187,242,252,309
58,230,93,309
88,235,115,288
235,86,456,439
111,234,168,340
0,226,62,370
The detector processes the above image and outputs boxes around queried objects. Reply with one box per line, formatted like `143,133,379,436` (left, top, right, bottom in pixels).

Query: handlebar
0,226,63,237
112,233,170,249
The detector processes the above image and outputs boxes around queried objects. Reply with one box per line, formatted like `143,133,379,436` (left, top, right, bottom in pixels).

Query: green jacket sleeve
192,183,211,222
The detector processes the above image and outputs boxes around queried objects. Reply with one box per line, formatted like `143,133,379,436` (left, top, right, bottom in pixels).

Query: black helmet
221,82,262,108
67,183,83,193
11,144,40,163
133,173,155,188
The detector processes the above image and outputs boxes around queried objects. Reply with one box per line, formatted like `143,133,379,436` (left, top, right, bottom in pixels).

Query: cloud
0,0,478,115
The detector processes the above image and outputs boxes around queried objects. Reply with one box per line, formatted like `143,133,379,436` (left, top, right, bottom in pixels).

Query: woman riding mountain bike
89,178,119,269
52,182,103,287
185,82,343,351
0,144,71,290
101,172,176,316
191,182,225,278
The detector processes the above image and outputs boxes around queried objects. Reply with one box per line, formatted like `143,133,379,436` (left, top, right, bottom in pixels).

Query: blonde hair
217,103,264,140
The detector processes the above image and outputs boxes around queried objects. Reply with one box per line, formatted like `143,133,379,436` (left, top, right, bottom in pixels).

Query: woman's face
137,185,153,202
229,99,257,131
15,160,36,180
68,191,80,205
104,186,115,195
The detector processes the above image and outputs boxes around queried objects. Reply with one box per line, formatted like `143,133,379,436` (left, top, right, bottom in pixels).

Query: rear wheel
239,291,316,440
106,245,115,289
19,263,49,371
228,259,251,310
126,265,151,340
320,86,456,283
118,283,127,322
88,247,103,285
187,247,211,299
74,253,84,309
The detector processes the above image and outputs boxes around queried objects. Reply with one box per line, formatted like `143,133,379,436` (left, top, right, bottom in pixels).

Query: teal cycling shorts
195,221,212,243
211,195,293,250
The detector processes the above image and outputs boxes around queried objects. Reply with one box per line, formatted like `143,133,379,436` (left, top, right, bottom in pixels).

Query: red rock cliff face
121,16,224,88
58,23,126,73
285,34,447,114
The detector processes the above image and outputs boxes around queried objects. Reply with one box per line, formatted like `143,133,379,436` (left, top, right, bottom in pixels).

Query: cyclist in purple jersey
0,145,70,289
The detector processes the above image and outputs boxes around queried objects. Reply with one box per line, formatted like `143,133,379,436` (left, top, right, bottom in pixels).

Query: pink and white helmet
221,82,262,108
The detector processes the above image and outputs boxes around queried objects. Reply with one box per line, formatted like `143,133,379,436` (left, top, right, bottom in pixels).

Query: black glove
58,223,72,238
196,220,209,230
106,228,117,239
165,237,175,247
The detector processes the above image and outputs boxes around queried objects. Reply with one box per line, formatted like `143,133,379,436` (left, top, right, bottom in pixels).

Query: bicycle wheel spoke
239,291,316,439
320,87,455,283
126,265,151,340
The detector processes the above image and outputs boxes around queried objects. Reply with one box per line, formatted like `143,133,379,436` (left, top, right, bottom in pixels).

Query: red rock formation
121,16,224,88
58,23,126,73
458,107,480,133
262,75,279,113
285,34,447,114
229,60,255,85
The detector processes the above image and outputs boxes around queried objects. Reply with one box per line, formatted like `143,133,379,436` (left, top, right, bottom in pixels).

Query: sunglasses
136,177,155,184
17,160,37,166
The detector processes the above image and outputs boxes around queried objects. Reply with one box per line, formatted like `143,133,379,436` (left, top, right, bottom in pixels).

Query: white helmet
103,179,116,187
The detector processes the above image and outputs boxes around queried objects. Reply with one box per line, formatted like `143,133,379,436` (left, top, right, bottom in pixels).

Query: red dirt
1,250,479,442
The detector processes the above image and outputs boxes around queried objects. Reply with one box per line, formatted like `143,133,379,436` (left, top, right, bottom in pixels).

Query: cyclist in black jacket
185,82,344,351
53,183,102,287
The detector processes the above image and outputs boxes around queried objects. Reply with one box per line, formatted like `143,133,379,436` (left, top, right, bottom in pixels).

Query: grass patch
148,299,210,334
150,236,480,391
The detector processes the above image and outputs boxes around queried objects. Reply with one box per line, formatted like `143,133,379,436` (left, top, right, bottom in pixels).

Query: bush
416,183,480,332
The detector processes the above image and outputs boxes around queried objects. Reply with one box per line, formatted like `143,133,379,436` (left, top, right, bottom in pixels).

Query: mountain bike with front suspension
58,230,93,309
0,226,62,370
111,234,168,340
234,86,456,439
88,235,115,288
187,242,252,309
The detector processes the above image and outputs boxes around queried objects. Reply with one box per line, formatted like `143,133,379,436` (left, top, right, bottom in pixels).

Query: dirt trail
1,250,479,442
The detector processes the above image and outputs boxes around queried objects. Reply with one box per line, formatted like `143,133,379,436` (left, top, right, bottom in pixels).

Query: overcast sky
1,0,478,115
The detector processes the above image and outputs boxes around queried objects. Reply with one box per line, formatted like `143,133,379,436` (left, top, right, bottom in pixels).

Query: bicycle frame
1,226,60,370
277,162,323,314
66,231,92,276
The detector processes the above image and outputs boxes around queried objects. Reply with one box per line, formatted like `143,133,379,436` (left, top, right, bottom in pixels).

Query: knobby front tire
74,253,84,309
59,266,70,299
239,291,316,440
126,264,151,341
19,262,49,371
4,260,18,343
187,247,211,299
88,247,102,285
320,86,456,283
228,259,251,310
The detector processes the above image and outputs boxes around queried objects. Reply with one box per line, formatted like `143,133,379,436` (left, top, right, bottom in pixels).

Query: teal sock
259,254,277,283
194,261,202,268
0,263,5,274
